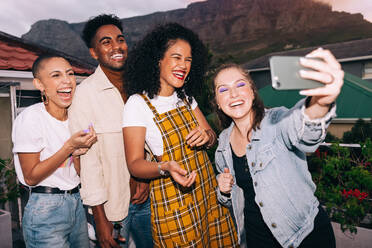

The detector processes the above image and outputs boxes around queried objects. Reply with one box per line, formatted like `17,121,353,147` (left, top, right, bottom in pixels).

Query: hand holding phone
270,56,323,90
270,48,344,120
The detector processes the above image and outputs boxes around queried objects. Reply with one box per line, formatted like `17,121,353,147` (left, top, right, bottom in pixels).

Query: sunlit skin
87,24,131,248
123,38,217,189
158,39,192,96
214,67,255,193
33,57,76,121
214,67,255,125
216,48,344,195
89,24,128,71
157,39,210,146
84,24,129,248
18,57,97,187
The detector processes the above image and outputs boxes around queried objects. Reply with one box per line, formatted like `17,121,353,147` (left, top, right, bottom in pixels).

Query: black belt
30,185,80,194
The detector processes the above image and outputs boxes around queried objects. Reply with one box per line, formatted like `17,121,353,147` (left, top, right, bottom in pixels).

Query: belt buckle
66,189,72,194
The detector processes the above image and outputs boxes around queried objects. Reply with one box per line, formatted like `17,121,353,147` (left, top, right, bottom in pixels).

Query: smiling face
214,67,255,122
158,39,192,96
90,24,128,71
33,57,76,111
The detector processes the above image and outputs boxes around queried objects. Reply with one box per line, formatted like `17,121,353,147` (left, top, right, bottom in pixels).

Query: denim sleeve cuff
300,100,337,140
216,187,232,207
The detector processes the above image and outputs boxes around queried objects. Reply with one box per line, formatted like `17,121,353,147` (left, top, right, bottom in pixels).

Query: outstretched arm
300,48,344,119
276,48,342,152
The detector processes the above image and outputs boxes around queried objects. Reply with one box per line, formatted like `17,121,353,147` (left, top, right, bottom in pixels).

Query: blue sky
1,0,371,37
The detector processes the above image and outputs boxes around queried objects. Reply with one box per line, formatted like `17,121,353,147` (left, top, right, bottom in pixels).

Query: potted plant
309,139,372,234
0,158,19,205
0,157,19,247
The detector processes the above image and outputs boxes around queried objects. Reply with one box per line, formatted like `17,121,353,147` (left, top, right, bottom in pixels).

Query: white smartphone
269,56,323,90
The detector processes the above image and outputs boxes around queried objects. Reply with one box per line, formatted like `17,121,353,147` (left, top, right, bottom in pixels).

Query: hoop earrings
41,91,49,105
184,76,189,84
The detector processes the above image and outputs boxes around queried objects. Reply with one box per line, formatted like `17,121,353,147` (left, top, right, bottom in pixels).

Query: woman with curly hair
122,23,238,247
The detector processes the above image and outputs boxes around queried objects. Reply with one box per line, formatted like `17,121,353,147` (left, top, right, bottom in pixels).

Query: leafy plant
342,118,372,144
0,158,20,205
324,132,340,143
309,139,372,234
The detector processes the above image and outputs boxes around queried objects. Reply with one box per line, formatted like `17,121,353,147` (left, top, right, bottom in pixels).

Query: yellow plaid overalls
141,95,238,248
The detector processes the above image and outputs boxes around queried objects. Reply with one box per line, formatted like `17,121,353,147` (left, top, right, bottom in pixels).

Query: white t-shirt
12,103,80,190
122,92,198,155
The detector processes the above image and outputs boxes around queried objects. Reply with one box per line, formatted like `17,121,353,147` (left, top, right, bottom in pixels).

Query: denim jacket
215,98,336,248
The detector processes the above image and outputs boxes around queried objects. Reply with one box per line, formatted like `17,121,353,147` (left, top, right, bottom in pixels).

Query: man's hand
130,177,150,204
92,205,121,248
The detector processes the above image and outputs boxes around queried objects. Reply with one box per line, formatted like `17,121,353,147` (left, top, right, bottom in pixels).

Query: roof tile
0,31,94,75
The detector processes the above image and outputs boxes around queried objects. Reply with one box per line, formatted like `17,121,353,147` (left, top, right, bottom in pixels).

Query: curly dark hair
82,14,123,48
123,23,208,103
212,63,265,131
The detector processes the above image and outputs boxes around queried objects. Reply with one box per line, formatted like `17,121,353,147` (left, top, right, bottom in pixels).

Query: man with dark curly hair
68,14,152,248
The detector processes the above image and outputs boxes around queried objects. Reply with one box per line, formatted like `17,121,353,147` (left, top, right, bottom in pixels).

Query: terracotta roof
0,31,95,75
244,38,372,70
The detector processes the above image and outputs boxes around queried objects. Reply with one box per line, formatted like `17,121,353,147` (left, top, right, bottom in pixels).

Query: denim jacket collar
216,118,265,153
216,122,234,152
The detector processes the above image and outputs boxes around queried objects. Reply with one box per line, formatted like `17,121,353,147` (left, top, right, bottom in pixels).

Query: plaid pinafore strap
140,94,238,248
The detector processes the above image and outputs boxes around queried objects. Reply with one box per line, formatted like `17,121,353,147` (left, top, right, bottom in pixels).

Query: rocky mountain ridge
22,0,372,65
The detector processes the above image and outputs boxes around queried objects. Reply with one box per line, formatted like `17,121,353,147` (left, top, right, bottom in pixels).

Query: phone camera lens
273,80,281,89
273,76,281,89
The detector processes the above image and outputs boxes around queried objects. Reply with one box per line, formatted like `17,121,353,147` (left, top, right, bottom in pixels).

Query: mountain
21,0,372,65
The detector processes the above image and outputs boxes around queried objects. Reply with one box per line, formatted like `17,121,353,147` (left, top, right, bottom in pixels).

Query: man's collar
94,65,115,91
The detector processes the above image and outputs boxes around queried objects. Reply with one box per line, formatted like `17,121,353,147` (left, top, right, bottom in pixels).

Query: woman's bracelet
157,162,169,176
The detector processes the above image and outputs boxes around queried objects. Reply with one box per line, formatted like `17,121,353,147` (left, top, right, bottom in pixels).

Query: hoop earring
184,76,189,84
41,91,49,105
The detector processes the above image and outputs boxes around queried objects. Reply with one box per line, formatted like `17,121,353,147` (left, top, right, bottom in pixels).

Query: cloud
332,0,372,22
317,0,372,22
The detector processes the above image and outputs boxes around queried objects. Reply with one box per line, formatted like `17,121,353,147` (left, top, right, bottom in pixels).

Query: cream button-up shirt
68,66,130,221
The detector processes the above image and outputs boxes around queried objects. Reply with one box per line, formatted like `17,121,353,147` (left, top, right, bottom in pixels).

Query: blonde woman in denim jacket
213,48,343,248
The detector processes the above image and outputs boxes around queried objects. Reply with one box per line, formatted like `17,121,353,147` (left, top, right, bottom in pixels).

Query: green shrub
0,158,20,205
343,119,372,143
309,139,372,233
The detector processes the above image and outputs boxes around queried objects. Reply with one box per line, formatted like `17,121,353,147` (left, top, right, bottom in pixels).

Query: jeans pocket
28,194,66,227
